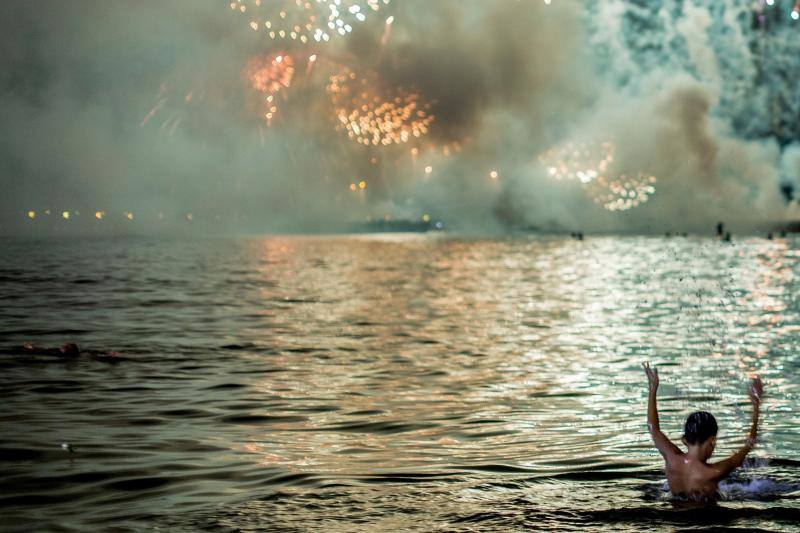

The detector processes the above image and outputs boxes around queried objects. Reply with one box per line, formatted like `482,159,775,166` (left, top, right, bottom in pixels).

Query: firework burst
586,173,657,212
538,141,615,183
229,0,390,44
327,68,435,146
245,52,295,123
539,140,657,211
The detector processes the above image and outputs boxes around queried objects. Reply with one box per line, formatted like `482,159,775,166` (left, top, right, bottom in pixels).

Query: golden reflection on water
232,235,800,477
3,235,800,530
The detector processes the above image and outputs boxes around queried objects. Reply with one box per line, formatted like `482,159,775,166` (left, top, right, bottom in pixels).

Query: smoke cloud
0,0,797,236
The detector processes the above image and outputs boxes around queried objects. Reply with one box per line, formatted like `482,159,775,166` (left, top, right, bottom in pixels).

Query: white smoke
498,0,797,233
780,143,800,192
1,0,798,235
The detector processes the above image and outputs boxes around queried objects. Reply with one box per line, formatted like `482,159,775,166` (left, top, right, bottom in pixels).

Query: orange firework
247,53,294,93
327,68,434,146
245,53,295,123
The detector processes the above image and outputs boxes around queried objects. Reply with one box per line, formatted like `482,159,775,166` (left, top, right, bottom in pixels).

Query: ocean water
0,234,799,532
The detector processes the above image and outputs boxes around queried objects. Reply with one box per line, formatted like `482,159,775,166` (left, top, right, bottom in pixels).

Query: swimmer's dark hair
683,411,718,445
58,343,80,358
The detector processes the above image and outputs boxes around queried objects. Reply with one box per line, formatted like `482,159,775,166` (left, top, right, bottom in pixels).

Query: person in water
19,342,120,361
643,362,763,501
22,342,80,357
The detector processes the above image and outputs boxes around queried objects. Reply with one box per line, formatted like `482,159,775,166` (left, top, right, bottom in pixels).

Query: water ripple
1,235,799,531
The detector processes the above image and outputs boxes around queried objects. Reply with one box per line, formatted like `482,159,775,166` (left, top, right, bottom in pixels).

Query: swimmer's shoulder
662,447,686,466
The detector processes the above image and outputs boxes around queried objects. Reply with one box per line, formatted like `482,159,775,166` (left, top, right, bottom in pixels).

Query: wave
719,478,800,501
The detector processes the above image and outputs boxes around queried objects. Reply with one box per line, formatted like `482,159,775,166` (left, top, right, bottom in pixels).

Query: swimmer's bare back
643,362,763,501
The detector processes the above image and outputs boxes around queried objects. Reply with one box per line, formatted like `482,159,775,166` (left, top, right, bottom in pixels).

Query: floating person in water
21,342,80,357
642,362,763,502
16,342,122,362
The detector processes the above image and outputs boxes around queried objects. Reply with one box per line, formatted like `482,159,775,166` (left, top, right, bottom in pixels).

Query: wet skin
643,362,763,501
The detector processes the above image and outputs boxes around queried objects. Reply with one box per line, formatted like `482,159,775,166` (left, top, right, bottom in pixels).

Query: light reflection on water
0,234,799,531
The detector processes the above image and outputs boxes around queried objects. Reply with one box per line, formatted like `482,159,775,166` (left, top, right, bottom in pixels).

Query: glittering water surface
1,235,799,531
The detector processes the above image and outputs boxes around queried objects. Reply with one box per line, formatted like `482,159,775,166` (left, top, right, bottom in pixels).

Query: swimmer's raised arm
643,362,682,458
711,376,763,480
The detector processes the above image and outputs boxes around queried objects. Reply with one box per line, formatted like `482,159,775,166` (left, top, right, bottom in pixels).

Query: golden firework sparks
247,53,294,94
327,68,435,146
587,173,657,212
230,0,390,43
245,53,295,123
538,141,615,184
540,139,656,211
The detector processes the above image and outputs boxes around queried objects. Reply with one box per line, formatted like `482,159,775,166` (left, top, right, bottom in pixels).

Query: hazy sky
1,0,797,235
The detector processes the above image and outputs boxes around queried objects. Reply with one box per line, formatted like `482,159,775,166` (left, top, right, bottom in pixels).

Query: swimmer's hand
748,375,763,405
711,375,763,480
642,362,659,392
642,361,680,457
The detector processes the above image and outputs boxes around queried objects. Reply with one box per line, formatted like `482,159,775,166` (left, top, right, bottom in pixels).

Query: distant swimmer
642,362,763,502
17,342,121,362
22,342,80,357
